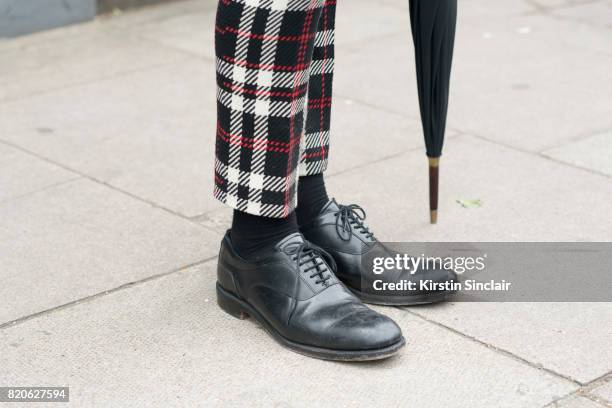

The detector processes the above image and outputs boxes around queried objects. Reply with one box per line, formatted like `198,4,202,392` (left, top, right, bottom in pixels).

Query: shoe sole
216,283,406,362
348,286,456,306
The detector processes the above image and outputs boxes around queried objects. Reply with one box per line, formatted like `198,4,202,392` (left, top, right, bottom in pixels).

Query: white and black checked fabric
214,0,336,218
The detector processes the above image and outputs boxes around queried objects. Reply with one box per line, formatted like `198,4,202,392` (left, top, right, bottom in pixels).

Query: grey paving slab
551,1,612,28
378,0,534,19
0,143,77,203
97,0,217,30
0,262,576,407
135,0,409,61
324,134,612,242
336,14,612,153
325,98,443,176
334,0,410,45
548,395,607,408
541,13,612,58
456,0,535,21
334,29,418,122
530,0,594,10
0,29,193,103
409,303,612,385
0,59,219,218
0,178,220,324
591,380,612,403
542,131,612,177
195,206,232,234
137,10,215,59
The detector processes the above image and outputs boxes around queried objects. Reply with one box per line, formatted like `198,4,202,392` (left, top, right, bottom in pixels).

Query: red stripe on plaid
217,125,300,153
222,56,310,73
302,149,326,159
214,173,225,185
216,25,317,43
308,96,333,109
284,0,318,216
222,81,307,99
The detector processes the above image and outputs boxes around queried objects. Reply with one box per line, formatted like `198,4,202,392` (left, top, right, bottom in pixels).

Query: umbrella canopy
409,0,457,223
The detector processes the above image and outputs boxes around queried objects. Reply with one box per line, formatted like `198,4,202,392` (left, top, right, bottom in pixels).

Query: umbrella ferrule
428,157,440,224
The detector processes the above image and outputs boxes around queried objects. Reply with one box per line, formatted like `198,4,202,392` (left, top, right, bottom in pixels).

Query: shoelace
284,242,334,286
334,204,375,241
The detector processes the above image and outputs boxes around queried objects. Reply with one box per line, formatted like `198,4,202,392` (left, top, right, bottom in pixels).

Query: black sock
230,210,299,259
296,174,329,227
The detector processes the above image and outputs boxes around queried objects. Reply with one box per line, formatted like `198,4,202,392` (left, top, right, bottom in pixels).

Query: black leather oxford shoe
300,200,458,306
216,231,405,361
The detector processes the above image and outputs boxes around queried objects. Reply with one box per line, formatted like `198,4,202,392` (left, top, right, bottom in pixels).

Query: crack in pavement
0,256,218,331
401,307,584,386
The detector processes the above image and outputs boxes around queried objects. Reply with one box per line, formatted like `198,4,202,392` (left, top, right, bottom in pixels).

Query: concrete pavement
1,0,611,406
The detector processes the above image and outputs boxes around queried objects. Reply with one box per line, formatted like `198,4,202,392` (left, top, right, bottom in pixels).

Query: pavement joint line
543,14,609,30
401,307,584,387
580,391,612,408
543,372,612,407
0,176,83,206
0,138,221,235
325,145,424,179
0,255,218,332
340,30,411,54
579,372,612,406
583,372,612,389
0,24,218,107
334,92,420,121
525,2,612,30
319,129,461,180
476,133,612,180
0,60,190,107
449,130,612,180
538,125,612,152
133,31,217,63
97,0,216,24
539,153,612,180
370,0,412,12
525,0,603,15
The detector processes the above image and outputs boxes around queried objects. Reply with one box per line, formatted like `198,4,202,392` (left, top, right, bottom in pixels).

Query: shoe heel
216,283,249,320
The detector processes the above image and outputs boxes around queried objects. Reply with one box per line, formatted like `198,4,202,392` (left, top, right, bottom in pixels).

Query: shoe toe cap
327,308,403,350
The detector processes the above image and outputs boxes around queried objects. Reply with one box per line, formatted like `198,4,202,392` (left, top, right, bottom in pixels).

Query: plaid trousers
214,0,335,218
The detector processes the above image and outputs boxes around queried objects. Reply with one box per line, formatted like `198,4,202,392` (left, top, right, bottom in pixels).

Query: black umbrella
409,0,457,224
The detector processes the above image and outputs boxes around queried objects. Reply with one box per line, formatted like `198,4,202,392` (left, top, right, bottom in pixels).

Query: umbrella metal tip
430,210,438,224
428,157,440,224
